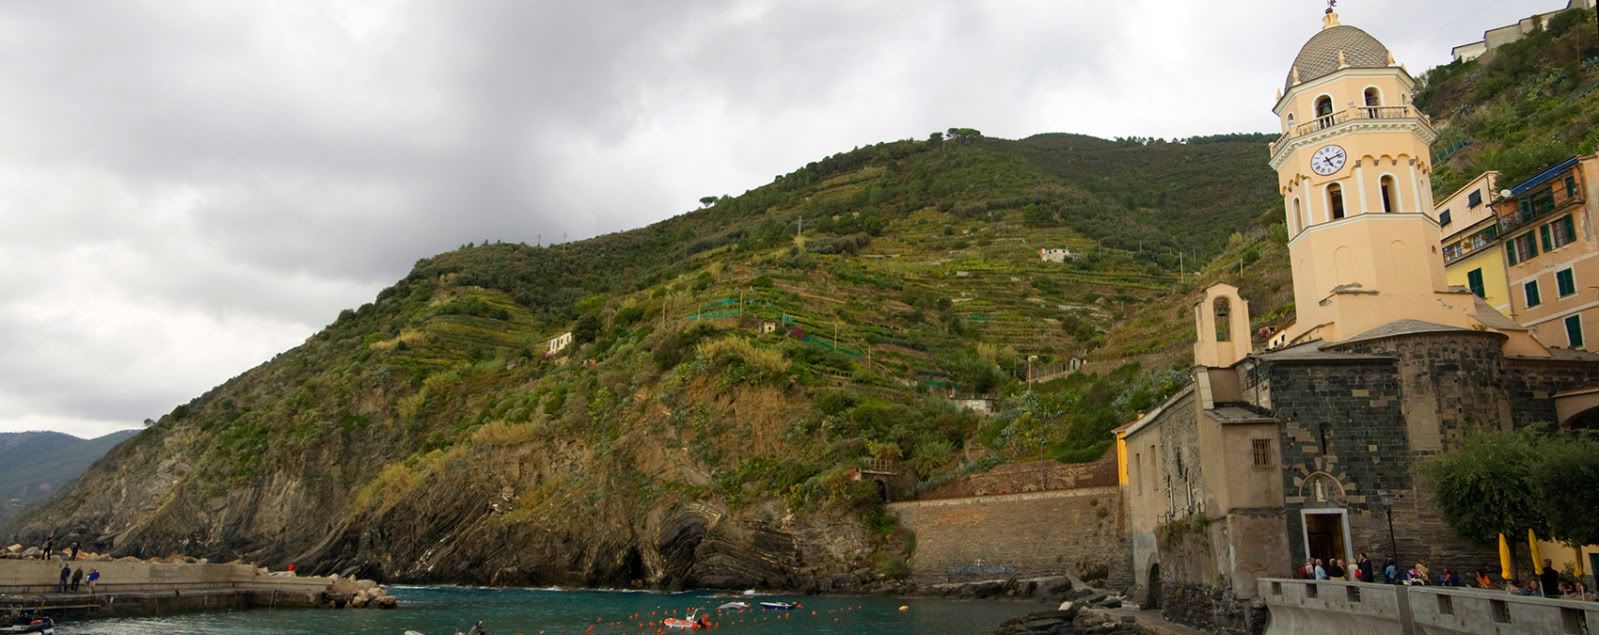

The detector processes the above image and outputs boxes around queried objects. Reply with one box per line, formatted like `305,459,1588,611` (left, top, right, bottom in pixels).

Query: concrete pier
0,559,334,618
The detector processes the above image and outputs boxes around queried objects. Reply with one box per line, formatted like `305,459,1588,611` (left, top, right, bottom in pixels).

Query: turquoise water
57,586,1035,634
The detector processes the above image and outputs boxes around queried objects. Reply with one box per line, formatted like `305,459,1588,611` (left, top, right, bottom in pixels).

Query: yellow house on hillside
1437,172,1509,313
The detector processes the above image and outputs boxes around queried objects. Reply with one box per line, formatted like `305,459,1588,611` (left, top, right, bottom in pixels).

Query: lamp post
1378,492,1399,579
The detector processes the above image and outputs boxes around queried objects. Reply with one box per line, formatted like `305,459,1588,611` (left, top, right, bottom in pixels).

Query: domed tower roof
1284,15,1393,92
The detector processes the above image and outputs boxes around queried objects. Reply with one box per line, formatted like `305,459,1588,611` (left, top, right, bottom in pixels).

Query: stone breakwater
0,550,396,616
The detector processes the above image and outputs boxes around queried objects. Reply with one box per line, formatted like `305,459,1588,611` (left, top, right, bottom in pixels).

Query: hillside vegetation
1420,5,1599,193
0,430,136,525
10,130,1296,587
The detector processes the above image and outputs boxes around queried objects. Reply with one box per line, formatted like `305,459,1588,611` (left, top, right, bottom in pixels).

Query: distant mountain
0,430,138,527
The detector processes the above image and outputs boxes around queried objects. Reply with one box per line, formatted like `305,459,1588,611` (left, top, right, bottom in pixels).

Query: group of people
55,564,99,593
1299,553,1594,600
38,537,82,561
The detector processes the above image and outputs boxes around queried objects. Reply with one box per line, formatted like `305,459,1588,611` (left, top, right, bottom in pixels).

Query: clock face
1311,145,1347,176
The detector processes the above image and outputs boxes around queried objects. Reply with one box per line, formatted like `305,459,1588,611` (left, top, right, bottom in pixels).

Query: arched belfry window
1315,96,1334,128
1328,183,1346,220
1286,113,1296,132
1213,297,1231,342
1293,198,1304,233
1364,87,1380,118
1380,175,1397,213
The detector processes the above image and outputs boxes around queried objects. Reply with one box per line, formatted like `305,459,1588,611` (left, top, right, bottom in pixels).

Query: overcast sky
0,0,1550,437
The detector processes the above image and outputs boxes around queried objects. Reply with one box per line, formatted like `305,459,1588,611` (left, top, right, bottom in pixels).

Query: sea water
56,586,1038,634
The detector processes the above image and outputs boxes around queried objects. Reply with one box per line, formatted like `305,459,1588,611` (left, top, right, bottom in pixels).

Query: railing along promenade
1260,577,1599,635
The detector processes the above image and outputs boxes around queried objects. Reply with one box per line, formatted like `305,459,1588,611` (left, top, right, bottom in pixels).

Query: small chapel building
1117,8,1599,626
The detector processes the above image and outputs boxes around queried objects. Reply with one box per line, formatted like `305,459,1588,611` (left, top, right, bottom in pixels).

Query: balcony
1270,105,1433,157
1494,157,1584,234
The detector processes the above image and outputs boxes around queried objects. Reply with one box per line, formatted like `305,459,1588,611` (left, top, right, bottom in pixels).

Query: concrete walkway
1099,607,1212,635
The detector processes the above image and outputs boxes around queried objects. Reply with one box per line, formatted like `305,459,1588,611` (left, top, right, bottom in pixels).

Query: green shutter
1567,315,1585,349
1506,240,1519,265
1541,224,1554,252
1468,269,1486,298
1526,281,1541,307
1558,269,1577,297
1563,215,1576,244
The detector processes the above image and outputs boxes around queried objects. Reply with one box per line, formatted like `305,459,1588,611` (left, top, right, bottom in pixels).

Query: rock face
4,373,882,590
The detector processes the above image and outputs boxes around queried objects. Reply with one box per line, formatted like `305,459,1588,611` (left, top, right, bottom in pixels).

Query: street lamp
1377,491,1399,579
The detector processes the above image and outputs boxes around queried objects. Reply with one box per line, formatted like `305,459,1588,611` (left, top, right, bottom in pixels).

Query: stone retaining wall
888,486,1129,586
918,455,1117,501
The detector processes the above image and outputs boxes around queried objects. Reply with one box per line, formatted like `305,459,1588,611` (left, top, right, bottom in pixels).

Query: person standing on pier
57,565,69,592
70,567,82,591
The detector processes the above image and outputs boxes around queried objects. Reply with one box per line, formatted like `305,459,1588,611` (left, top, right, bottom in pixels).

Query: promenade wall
1261,577,1599,635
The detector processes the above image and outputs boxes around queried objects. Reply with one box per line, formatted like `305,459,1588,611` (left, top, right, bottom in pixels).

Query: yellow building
1266,10,1544,355
1437,172,1510,313
1496,155,1599,350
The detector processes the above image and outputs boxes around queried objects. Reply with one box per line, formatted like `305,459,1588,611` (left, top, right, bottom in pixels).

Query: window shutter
1506,240,1518,265
1541,224,1554,252
1563,215,1576,243
1525,281,1540,307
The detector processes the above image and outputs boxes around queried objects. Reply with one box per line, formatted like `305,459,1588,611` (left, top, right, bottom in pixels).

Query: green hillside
1420,4,1599,193
9,130,1296,586
0,430,136,524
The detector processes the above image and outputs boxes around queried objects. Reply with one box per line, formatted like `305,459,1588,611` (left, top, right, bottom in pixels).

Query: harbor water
55,585,1037,634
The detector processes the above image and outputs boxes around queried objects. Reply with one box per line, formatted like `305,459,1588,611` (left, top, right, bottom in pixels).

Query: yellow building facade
1438,173,1510,313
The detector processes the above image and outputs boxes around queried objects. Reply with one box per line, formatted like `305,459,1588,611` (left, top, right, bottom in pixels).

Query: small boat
663,612,710,629
759,601,798,610
717,601,750,611
0,616,54,635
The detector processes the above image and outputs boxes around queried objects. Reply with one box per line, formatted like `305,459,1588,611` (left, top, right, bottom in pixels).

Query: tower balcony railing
1270,105,1432,156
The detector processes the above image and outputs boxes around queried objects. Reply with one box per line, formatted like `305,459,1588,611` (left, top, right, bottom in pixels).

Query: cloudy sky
0,0,1548,437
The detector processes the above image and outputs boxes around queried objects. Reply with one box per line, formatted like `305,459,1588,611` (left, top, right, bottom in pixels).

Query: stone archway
1143,562,1162,609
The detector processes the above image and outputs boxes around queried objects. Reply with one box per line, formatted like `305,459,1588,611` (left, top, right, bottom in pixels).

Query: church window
1566,315,1585,349
1557,268,1577,298
1213,297,1231,342
1251,439,1272,467
1468,269,1486,298
1327,183,1346,219
1363,87,1381,117
1293,198,1304,233
1380,175,1397,212
1525,280,1542,308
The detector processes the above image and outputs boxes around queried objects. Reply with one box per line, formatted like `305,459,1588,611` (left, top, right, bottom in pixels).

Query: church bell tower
1269,8,1453,345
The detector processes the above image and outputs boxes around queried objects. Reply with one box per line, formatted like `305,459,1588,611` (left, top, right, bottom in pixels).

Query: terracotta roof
1285,24,1392,92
